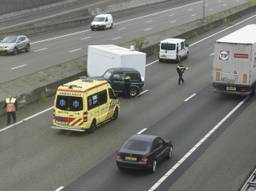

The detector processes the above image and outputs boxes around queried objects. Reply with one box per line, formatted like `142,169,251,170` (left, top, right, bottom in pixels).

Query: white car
90,14,113,31
0,35,30,55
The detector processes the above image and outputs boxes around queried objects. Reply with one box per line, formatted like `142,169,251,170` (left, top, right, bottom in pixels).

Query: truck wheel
88,120,96,133
129,87,139,97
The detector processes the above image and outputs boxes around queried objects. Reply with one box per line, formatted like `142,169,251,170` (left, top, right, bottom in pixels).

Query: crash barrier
240,167,256,191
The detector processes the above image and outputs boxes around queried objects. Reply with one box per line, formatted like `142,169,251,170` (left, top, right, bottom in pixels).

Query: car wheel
166,147,173,160
13,47,18,55
151,160,157,173
88,119,96,133
129,87,139,97
112,108,118,120
25,44,30,52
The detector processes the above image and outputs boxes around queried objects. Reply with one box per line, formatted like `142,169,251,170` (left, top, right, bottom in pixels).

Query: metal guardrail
241,168,256,191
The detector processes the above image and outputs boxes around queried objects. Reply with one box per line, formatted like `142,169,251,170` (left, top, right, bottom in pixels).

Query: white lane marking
146,20,153,23
34,47,48,52
191,14,197,17
112,36,121,41
208,8,213,12
190,14,256,47
31,30,90,45
81,36,92,40
144,27,152,32
0,107,53,133
137,89,149,97
55,186,64,191
184,93,197,102
68,48,81,53
11,64,28,70
148,97,248,191
170,20,177,24
169,14,175,17
2,14,256,132
30,1,201,45
137,128,147,134
117,27,126,31
210,52,215,56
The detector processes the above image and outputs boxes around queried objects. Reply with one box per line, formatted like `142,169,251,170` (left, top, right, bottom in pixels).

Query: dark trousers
7,112,16,124
178,73,184,85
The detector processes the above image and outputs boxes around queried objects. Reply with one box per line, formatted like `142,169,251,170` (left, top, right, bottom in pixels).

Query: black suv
102,67,144,97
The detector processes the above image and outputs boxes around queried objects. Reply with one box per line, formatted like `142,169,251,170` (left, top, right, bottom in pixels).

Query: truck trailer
87,45,146,81
212,24,256,95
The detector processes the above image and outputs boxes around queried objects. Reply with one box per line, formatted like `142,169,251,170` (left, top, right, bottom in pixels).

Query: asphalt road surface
0,8,256,191
0,0,246,83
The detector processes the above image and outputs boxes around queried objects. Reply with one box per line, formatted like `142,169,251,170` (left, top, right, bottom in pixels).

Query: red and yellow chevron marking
69,118,83,126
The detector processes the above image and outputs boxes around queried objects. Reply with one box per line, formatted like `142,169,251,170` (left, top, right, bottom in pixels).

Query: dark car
102,67,144,97
116,134,173,173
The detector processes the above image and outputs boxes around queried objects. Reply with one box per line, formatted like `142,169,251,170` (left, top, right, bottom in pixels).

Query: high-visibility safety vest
5,97,16,112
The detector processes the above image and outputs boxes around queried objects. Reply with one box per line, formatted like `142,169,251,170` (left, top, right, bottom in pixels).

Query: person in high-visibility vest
3,96,17,124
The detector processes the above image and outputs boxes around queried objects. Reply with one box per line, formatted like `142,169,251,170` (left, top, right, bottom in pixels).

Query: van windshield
161,43,176,50
93,17,105,22
56,95,83,111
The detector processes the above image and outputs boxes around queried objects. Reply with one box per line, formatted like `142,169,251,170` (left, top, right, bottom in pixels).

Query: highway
0,6,256,191
0,0,246,83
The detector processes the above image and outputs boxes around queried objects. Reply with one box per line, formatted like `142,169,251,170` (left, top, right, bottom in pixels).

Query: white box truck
212,24,256,95
87,45,146,81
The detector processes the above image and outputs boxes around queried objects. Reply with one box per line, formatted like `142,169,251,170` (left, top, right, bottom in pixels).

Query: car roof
160,38,185,44
107,67,140,73
95,14,112,17
128,134,158,142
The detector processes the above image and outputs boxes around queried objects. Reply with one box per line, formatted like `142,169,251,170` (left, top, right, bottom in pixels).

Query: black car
102,67,144,97
116,134,173,173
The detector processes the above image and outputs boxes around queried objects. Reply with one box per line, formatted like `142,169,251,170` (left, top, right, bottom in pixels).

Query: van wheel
110,23,113,29
112,108,118,120
129,87,139,97
88,120,96,133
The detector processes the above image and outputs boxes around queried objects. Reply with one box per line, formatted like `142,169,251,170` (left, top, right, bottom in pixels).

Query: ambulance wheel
112,108,118,120
88,120,96,133
250,85,255,96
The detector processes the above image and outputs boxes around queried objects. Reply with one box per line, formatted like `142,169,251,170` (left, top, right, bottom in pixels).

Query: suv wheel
129,87,139,97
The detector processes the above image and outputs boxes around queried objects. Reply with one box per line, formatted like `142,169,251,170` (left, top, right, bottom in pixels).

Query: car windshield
93,17,105,22
56,95,83,111
1,36,17,43
161,43,176,50
122,139,151,152
103,71,112,80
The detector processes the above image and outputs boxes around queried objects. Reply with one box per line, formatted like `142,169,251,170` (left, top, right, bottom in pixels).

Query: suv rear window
161,43,176,50
56,95,83,111
127,73,140,81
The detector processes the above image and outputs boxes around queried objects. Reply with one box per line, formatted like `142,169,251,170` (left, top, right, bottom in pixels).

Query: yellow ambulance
52,78,120,132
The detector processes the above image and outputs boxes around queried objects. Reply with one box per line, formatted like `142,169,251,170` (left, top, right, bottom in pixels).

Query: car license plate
125,156,137,161
226,86,236,91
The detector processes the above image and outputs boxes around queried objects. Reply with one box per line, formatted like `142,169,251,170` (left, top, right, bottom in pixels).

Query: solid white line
137,89,149,97
55,186,64,191
0,106,53,133
137,128,147,134
30,1,201,45
191,14,197,17
184,93,197,102
81,36,92,40
146,60,159,67
144,27,152,32
210,52,215,56
68,48,81,53
112,36,121,41
11,64,27,70
148,97,248,191
169,14,175,17
34,47,48,52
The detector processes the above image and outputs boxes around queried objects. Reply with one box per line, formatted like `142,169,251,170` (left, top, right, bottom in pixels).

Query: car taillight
141,156,148,164
83,112,88,122
116,152,122,160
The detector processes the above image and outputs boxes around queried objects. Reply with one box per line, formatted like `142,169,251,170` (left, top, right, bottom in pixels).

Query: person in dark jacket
3,96,18,125
176,64,186,85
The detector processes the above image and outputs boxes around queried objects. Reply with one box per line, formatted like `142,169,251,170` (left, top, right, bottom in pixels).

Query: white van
91,14,113,31
159,38,189,62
